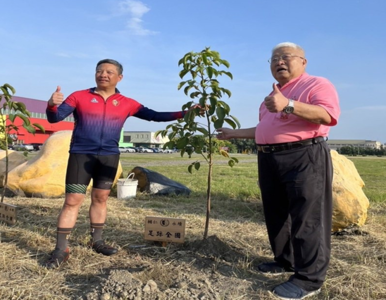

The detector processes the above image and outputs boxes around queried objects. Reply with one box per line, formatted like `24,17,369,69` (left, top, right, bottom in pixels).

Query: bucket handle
123,172,135,184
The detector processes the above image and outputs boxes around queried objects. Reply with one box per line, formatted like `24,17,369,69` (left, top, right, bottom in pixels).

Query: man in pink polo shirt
217,42,340,299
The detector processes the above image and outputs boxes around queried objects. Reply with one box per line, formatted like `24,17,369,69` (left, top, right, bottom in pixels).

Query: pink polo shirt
255,73,340,144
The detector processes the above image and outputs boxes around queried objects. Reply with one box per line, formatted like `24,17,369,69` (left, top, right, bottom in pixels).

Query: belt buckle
261,146,271,153
312,136,325,144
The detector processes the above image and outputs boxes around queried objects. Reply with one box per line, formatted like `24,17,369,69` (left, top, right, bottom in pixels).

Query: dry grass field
1,153,385,299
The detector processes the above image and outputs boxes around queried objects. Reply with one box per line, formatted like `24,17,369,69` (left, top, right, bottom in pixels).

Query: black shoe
272,281,321,299
43,248,70,269
257,262,293,275
90,240,118,256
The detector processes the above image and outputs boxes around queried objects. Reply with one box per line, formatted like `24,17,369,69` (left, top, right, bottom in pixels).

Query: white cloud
351,105,386,112
109,0,157,36
93,1,156,35
54,52,89,59
118,0,150,16
126,16,155,36
55,52,71,58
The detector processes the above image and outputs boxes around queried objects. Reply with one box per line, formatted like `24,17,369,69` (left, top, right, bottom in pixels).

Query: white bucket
117,173,138,200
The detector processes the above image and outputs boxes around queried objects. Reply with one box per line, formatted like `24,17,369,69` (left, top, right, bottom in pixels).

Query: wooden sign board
144,216,185,244
0,203,17,225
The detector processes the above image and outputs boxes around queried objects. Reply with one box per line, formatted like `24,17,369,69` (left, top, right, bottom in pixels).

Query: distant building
123,131,169,148
327,139,382,151
3,96,74,145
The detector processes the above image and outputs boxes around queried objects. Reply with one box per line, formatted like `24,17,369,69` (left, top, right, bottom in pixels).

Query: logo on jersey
91,98,98,103
280,112,289,120
112,99,119,106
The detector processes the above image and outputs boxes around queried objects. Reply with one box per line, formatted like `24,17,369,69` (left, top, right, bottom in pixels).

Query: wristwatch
283,99,295,114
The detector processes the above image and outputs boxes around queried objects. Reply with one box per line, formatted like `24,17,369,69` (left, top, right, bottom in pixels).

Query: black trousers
257,141,333,290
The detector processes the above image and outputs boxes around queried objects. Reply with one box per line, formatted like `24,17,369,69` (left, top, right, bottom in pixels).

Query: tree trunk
203,155,213,239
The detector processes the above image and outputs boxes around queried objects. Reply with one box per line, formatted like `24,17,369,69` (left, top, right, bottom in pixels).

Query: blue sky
1,0,385,142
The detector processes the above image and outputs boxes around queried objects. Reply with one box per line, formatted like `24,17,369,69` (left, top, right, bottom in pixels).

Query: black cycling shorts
65,153,120,194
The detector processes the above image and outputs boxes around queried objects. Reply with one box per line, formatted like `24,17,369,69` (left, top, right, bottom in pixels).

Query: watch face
283,99,294,114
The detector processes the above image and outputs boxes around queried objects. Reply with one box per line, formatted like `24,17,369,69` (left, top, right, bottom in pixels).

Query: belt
256,136,327,153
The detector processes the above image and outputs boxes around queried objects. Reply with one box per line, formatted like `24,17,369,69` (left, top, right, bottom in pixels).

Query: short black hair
96,59,123,75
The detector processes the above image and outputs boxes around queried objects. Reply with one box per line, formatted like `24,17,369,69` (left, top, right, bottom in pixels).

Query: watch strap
283,99,295,114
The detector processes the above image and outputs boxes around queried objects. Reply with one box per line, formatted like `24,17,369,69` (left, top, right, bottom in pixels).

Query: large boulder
0,150,27,187
6,130,122,198
331,150,370,231
128,166,191,196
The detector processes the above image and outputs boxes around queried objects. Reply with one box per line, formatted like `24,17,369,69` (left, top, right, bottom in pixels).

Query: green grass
118,153,386,205
119,153,259,196
26,151,385,204
116,153,261,221
348,157,386,203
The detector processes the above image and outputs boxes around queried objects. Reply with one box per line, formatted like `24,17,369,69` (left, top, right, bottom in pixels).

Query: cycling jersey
47,88,184,155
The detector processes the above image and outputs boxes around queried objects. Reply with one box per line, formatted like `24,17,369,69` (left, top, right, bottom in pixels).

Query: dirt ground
76,235,261,300
1,193,386,300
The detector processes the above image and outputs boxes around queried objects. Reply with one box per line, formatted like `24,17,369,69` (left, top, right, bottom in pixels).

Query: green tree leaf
33,123,45,133
190,91,201,99
179,69,189,79
176,136,189,149
6,101,15,110
209,96,218,108
202,54,209,65
197,127,209,135
177,81,187,90
16,113,31,126
228,159,235,167
4,83,16,94
207,66,213,79
183,84,194,96
220,59,230,68
221,88,232,98
218,101,230,114
216,106,225,120
23,123,36,134
214,119,224,129
8,113,16,122
222,71,233,79
224,118,236,129
230,115,241,128
220,149,229,158
190,70,197,80
15,101,27,111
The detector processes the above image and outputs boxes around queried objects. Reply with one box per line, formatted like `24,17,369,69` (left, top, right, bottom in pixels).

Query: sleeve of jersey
46,99,76,123
133,105,186,122
310,80,341,127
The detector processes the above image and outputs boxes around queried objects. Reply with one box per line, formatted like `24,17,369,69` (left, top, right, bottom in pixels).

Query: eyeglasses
268,54,304,64
96,69,118,75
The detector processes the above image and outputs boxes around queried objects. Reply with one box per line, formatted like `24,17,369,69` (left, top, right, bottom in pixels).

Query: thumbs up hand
264,83,289,113
48,86,64,106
